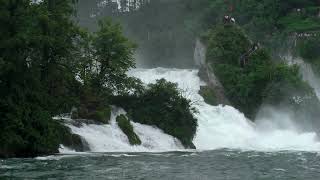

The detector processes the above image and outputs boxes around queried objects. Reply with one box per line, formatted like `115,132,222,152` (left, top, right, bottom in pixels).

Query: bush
114,79,197,148
116,115,141,145
263,64,320,106
75,86,112,124
94,107,111,124
206,24,251,66
0,95,89,157
76,105,111,124
261,64,320,126
0,103,67,158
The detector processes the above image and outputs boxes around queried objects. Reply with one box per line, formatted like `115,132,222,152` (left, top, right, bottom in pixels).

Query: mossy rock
199,86,217,106
116,114,141,145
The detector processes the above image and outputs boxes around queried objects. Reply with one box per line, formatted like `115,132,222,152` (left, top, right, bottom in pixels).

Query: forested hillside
77,0,320,67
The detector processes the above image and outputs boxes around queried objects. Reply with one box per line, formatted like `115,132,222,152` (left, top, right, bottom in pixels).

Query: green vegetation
295,33,320,74
0,0,199,157
116,115,141,146
59,126,89,152
278,14,320,32
0,0,81,158
0,0,138,158
1,0,319,157
199,86,217,106
77,0,204,67
263,64,317,107
84,0,320,62
199,0,320,35
298,35,320,61
114,79,197,148
94,107,112,124
206,24,271,118
77,105,111,124
206,24,320,120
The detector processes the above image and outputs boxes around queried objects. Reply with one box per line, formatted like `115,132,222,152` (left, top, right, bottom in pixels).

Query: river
1,150,320,179
2,68,320,179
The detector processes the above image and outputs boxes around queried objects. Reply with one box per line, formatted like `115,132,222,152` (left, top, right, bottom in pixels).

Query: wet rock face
194,39,230,106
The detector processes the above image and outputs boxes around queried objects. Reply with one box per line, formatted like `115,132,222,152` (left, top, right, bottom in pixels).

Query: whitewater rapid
129,68,320,151
63,67,320,153
65,107,183,152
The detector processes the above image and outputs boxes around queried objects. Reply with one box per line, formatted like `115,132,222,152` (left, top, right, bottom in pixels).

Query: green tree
91,19,137,93
0,0,83,158
35,0,82,114
73,19,140,122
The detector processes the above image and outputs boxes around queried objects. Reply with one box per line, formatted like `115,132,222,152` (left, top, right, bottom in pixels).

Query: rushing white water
129,68,320,151
63,67,320,153
65,107,183,153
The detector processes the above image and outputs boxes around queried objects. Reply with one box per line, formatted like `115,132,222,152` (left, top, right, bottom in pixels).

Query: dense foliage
75,18,138,122
1,0,319,157
296,34,320,74
207,23,320,120
0,0,81,158
116,114,141,145
0,0,200,157
77,0,320,65
114,79,198,148
0,0,138,158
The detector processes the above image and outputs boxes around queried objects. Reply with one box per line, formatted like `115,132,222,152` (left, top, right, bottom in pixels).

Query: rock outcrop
194,38,230,105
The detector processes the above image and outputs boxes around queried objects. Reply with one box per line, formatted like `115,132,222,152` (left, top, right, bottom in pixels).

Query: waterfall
194,38,206,67
61,67,320,153
129,68,320,151
63,107,183,153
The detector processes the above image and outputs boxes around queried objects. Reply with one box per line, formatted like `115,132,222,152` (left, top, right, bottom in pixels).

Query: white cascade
129,68,320,151
64,107,183,153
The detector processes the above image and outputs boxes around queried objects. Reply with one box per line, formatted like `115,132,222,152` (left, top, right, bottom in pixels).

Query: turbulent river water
2,68,320,179
2,151,320,179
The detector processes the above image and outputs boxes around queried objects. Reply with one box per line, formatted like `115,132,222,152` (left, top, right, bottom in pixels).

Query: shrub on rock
116,115,141,145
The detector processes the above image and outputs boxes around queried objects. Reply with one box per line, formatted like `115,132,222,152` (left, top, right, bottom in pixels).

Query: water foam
64,107,183,153
129,68,320,151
